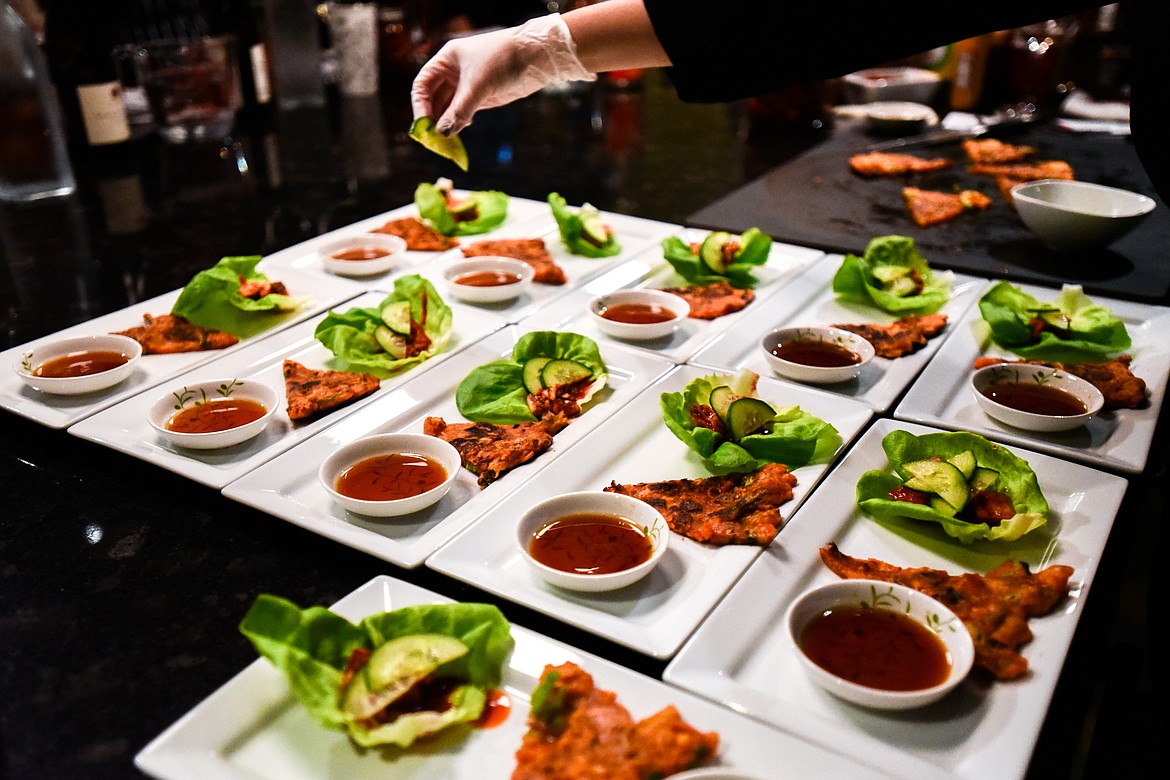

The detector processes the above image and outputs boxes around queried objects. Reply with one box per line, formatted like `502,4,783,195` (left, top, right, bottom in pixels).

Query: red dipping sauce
529,513,652,575
598,302,677,325
330,246,391,261
771,339,861,368
166,398,267,433
35,350,129,378
335,452,447,501
453,270,524,287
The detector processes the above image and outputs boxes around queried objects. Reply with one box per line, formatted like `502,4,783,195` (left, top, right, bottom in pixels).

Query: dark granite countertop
1,72,1161,778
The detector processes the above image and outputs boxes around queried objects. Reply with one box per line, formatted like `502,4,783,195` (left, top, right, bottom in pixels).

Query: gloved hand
411,14,597,136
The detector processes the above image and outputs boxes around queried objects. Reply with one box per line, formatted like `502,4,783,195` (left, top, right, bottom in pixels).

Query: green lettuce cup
548,192,621,257
415,181,508,236
978,281,1131,363
171,255,306,338
661,227,772,289
240,595,512,748
856,429,1049,543
831,234,952,315
660,369,839,473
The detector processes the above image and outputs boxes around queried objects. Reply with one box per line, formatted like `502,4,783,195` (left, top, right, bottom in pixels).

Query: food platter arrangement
5,177,1167,779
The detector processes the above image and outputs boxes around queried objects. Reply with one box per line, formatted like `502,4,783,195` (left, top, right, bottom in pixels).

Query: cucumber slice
374,325,408,359
726,397,776,441
580,209,610,247
380,301,413,336
522,357,553,394
699,232,733,274
709,385,736,423
541,359,592,389
929,495,959,518
903,459,969,512
969,466,999,493
947,450,977,480
870,265,909,284
341,634,469,722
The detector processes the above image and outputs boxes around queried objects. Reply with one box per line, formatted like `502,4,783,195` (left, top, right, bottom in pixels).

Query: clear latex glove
411,14,597,136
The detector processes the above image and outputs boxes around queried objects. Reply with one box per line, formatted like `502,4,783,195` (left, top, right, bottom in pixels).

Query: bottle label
250,43,273,105
76,81,131,145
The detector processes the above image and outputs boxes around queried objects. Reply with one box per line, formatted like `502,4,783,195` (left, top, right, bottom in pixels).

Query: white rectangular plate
260,194,550,276
523,235,825,362
0,263,364,429
426,364,873,658
894,282,1170,473
135,575,898,780
664,418,1127,780
222,326,674,567
688,257,988,410
68,291,507,489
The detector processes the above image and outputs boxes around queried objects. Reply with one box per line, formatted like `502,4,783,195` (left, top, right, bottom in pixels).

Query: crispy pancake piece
849,152,953,177
973,355,1147,410
282,360,380,421
819,543,1074,680
968,160,1075,205
832,313,949,358
604,463,797,546
371,216,458,251
112,313,239,354
423,414,569,488
461,238,566,285
903,186,992,227
659,280,755,320
513,662,718,780
962,138,1035,164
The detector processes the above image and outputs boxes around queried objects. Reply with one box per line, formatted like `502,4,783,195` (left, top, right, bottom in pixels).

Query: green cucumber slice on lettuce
548,193,621,258
409,117,469,172
978,281,1131,363
661,227,771,289
239,594,512,748
856,429,1048,543
313,274,453,376
415,181,508,236
170,255,306,338
660,369,839,473
831,235,952,315
456,331,607,424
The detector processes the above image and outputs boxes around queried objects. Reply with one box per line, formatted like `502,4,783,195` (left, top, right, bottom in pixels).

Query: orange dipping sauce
981,382,1088,416
166,398,268,433
598,302,676,325
35,350,129,378
799,606,951,691
529,513,652,575
335,452,448,502
770,339,861,368
453,270,524,287
330,246,391,261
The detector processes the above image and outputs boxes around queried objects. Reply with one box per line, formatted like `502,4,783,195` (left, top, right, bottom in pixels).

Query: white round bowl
761,326,875,385
842,66,942,105
14,334,142,396
442,257,535,303
319,432,461,517
786,579,974,711
972,363,1104,432
670,770,766,780
864,101,939,135
147,378,279,450
1012,179,1156,252
317,233,407,276
517,491,669,593
589,289,690,341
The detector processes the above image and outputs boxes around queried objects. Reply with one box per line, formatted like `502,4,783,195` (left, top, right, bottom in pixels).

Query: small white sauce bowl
786,579,974,711
589,289,690,341
319,432,461,517
442,256,535,303
517,491,669,593
14,334,142,396
1012,179,1155,252
670,771,767,780
317,233,406,277
971,362,1104,432
147,378,279,450
864,100,939,135
761,326,875,385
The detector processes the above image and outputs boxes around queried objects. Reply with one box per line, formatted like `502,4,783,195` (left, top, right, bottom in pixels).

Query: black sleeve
642,0,1101,103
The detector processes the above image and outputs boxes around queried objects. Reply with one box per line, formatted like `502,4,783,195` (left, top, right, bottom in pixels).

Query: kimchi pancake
423,413,569,487
112,313,238,354
282,360,380,421
461,239,566,285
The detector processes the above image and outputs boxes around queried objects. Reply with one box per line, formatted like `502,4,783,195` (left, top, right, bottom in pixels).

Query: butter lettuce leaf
456,331,607,424
856,429,1048,543
415,182,508,236
240,595,512,748
661,227,771,289
170,255,306,338
313,274,452,376
548,193,621,258
978,280,1131,363
660,369,839,473
831,235,952,315
409,117,468,172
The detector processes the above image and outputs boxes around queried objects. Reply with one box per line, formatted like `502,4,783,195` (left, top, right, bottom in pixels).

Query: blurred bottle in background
262,0,325,108
1066,2,1132,101
0,0,76,203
